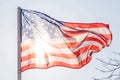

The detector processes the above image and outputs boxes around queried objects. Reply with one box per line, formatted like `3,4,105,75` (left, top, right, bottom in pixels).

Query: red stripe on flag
21,44,100,63
21,53,36,62
63,22,109,29
20,44,33,52
48,37,105,49
21,55,92,72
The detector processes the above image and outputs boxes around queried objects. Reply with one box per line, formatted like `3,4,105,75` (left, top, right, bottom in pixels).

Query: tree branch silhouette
93,52,120,80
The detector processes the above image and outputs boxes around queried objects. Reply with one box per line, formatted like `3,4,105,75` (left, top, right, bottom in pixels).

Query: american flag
20,9,112,72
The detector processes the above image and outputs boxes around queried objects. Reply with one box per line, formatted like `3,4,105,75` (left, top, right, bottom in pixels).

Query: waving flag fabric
20,9,112,72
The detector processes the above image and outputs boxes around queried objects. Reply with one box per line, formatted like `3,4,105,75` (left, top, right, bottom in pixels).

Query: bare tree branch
94,52,120,80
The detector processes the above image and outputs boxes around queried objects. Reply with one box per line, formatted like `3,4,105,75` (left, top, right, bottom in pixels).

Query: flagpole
17,7,22,80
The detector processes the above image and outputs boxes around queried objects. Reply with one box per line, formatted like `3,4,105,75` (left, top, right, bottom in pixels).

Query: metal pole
17,7,22,80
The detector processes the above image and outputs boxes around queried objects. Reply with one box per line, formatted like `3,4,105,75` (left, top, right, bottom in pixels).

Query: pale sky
0,0,120,80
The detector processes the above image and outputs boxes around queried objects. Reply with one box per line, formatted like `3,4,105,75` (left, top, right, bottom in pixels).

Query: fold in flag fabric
20,9,112,72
